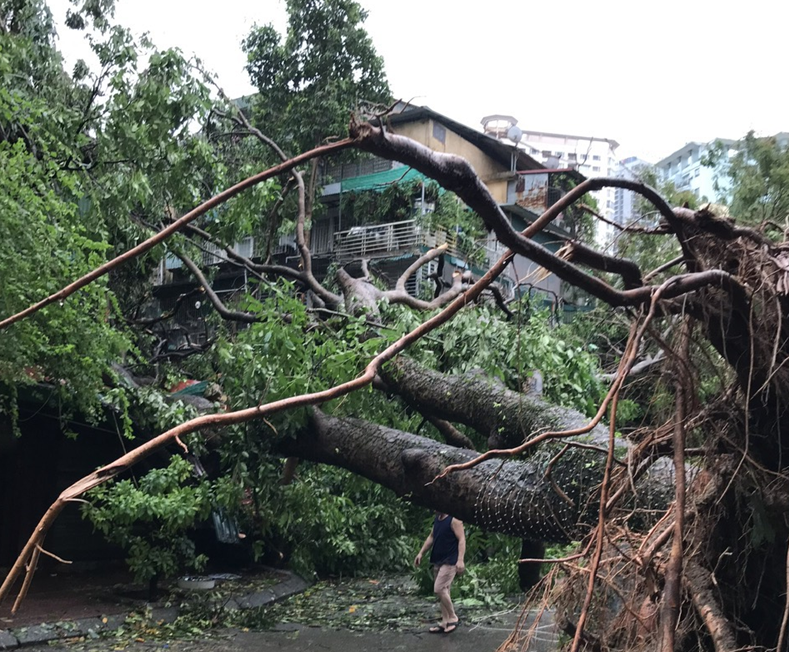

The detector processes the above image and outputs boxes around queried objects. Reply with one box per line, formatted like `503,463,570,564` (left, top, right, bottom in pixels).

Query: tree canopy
242,0,390,155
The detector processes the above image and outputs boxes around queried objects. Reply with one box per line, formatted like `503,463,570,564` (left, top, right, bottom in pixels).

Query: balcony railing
164,235,296,272
332,219,460,264
158,219,500,286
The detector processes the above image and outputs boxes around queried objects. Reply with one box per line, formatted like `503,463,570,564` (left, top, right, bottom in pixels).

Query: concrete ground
23,618,559,652
3,571,560,651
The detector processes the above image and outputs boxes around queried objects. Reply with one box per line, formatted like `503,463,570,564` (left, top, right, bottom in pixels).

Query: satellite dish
507,125,523,144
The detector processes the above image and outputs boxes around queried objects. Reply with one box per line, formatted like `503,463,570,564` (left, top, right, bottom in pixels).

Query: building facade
501,127,620,230
654,140,734,203
613,156,653,226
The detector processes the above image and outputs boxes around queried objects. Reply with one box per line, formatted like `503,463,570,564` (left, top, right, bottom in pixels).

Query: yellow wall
392,119,510,203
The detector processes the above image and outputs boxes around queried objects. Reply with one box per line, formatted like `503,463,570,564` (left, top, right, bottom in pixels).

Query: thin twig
777,536,789,652
35,545,72,565
659,319,691,651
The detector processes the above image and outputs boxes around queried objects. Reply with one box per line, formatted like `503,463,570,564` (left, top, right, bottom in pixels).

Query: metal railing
164,236,292,273
159,219,499,284
332,219,460,263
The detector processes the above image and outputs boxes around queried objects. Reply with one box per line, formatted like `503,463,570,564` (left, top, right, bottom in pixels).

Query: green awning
340,168,426,192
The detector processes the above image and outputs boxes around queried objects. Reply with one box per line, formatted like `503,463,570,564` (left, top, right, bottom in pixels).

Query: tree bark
380,357,610,450
276,409,607,543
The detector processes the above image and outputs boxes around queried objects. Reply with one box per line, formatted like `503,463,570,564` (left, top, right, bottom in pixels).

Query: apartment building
513,129,620,224
654,140,734,203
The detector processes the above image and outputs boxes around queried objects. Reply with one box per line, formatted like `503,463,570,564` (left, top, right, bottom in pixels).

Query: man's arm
414,532,434,567
451,518,466,574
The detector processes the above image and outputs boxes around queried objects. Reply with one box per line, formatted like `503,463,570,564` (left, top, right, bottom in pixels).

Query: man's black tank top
430,515,458,565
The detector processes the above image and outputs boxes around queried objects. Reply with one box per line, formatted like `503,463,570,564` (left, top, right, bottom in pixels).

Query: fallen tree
3,12,789,644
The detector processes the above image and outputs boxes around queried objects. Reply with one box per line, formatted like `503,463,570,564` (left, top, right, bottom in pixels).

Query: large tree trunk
277,409,610,543
379,357,610,449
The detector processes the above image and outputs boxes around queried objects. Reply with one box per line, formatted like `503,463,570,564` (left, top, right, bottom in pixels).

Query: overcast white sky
49,0,787,162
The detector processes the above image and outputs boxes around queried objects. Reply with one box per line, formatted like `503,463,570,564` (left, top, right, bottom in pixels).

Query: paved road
27,619,559,652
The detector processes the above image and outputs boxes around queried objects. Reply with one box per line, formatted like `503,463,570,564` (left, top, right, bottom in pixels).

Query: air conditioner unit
234,236,254,259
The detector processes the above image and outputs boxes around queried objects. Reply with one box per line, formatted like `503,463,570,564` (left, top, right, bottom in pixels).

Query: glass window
592,155,601,161
432,122,446,144
592,166,601,172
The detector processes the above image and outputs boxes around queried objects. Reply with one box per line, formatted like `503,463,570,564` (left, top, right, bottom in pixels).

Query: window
694,168,700,177
592,166,601,172
567,152,577,160
432,122,446,144
555,151,563,157
542,150,552,158
592,155,601,161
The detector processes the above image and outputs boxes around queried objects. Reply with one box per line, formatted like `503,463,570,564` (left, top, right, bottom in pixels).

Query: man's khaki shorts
433,563,457,593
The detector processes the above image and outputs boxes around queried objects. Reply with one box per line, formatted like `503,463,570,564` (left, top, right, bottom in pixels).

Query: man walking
414,512,466,634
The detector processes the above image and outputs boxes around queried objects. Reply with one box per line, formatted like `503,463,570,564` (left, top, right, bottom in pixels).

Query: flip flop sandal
428,624,445,633
444,622,459,634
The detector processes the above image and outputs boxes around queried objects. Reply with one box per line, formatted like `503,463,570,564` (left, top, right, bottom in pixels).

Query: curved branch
215,100,341,309
579,203,670,235
177,254,260,323
350,122,715,308
394,243,449,293
644,256,684,282
182,223,343,307
423,415,476,450
383,269,469,311
600,351,665,381
486,284,514,320
0,139,353,331
564,241,644,289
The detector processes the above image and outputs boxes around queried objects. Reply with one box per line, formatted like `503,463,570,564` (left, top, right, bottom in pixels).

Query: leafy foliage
242,0,391,155
0,0,226,421
399,303,605,416
710,131,789,231
83,456,241,583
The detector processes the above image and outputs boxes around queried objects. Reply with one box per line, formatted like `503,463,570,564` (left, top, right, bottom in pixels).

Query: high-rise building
614,156,653,227
513,129,620,225
654,140,735,203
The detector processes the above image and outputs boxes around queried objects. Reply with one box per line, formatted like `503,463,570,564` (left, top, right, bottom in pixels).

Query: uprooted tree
4,2,789,651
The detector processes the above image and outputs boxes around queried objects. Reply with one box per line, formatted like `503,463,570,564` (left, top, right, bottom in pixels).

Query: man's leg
433,564,458,629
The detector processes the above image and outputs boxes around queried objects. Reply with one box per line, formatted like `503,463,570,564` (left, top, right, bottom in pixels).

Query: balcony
507,172,566,213
162,235,295,272
506,171,575,232
332,219,460,264
156,218,502,288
